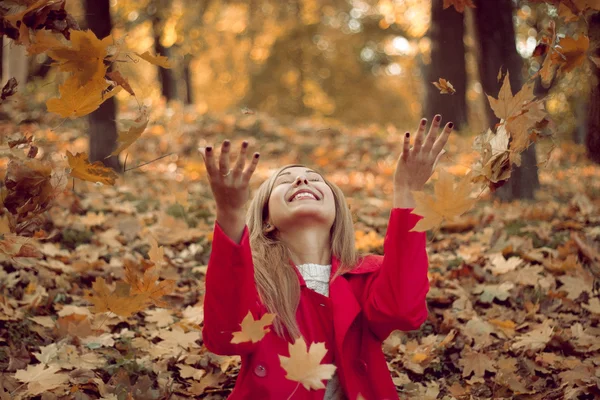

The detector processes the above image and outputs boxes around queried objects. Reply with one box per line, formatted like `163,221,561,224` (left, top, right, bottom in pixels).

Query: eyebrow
276,170,319,178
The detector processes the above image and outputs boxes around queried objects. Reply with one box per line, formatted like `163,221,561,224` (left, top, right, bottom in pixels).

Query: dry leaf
278,337,336,390
66,151,119,185
1,77,18,101
14,363,69,396
432,78,456,94
487,71,536,122
230,311,276,344
46,73,121,119
459,351,496,378
511,320,554,352
109,107,150,156
106,70,135,96
551,35,590,73
136,51,173,69
148,235,165,266
409,169,476,232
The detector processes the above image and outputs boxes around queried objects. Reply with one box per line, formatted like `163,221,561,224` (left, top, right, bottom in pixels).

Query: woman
201,115,452,399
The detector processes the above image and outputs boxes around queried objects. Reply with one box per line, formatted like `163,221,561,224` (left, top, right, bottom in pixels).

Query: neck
277,226,331,266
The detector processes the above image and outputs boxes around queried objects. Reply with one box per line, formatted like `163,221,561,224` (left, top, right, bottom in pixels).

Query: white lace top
297,263,345,400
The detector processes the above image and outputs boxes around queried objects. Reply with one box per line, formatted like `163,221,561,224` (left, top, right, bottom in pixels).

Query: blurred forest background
2,0,596,148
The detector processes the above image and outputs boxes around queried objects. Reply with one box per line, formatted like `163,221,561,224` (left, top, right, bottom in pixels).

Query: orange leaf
231,311,276,344
136,51,173,69
486,71,536,122
66,151,119,185
551,35,590,73
432,78,456,94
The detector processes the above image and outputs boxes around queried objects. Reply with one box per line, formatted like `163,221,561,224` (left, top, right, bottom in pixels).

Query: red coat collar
289,253,379,287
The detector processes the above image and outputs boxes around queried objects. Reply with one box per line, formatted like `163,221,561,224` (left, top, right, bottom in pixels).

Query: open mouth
288,189,320,202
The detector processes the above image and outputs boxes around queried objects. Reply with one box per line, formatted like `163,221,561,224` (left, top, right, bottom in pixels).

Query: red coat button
254,364,267,377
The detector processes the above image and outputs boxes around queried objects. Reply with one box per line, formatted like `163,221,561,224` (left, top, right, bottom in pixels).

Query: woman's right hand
200,139,260,220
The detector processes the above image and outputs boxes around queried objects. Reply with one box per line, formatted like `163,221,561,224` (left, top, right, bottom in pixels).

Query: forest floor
1,103,600,399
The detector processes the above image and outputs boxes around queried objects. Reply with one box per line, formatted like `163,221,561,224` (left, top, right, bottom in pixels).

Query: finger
431,122,453,156
432,149,446,171
242,152,260,183
412,118,427,153
219,140,231,174
401,132,410,161
233,140,249,178
203,145,217,178
422,114,442,154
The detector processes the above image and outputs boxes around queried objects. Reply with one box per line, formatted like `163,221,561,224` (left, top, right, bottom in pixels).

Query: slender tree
586,12,600,163
83,0,120,170
473,0,540,200
425,0,468,130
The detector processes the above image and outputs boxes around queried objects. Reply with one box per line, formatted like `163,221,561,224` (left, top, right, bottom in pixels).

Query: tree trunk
586,12,600,163
425,0,468,130
474,0,539,200
152,16,179,102
183,54,193,104
83,0,120,171
2,36,28,87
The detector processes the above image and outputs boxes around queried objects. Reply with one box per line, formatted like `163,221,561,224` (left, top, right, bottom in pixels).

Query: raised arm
362,115,452,339
200,140,265,355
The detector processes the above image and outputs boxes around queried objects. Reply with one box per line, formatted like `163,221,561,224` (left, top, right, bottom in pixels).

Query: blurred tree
83,0,120,171
587,12,600,164
150,0,179,101
474,0,539,201
425,0,467,130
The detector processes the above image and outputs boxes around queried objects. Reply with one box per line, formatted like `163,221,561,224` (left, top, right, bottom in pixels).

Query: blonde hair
247,164,359,339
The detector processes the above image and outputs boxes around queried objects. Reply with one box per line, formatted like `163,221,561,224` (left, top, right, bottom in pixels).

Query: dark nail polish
434,115,441,122
255,153,260,158
242,141,248,148
206,146,212,152
405,132,410,138
448,122,454,129
224,140,230,146
421,119,427,126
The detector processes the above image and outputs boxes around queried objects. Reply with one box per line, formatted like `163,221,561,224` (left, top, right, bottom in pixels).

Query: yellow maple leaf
46,72,121,119
432,78,456,94
231,311,276,344
66,151,119,185
136,51,173,69
506,100,547,155
123,262,176,309
279,337,336,390
83,277,149,317
46,30,112,85
27,30,64,55
109,107,150,156
486,71,536,121
409,169,476,232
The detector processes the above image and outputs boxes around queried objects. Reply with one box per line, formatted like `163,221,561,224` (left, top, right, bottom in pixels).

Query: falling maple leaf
26,29,65,55
409,169,477,232
471,125,511,185
109,107,150,156
230,311,276,344
106,70,135,96
136,51,173,69
123,260,176,309
487,71,536,122
551,35,590,73
432,78,456,94
66,151,119,185
46,73,121,119
83,277,149,317
1,77,18,101
46,30,112,85
278,337,336,390
442,0,476,13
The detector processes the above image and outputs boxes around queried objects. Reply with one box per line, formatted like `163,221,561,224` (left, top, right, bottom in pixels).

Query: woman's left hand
393,114,453,192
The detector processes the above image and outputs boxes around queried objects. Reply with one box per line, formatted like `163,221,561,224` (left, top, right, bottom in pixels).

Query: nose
293,175,309,186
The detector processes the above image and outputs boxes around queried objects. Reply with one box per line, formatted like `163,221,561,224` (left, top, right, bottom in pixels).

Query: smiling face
266,166,336,233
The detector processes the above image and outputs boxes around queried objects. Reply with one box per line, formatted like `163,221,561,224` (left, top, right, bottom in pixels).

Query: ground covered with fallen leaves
1,104,600,399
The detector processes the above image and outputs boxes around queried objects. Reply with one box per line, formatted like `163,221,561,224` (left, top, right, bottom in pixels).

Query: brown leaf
459,351,496,378
1,78,18,101
442,0,476,13
66,151,118,185
106,70,135,96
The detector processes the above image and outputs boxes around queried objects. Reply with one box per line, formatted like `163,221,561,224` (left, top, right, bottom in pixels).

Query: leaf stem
124,152,174,172
286,382,300,400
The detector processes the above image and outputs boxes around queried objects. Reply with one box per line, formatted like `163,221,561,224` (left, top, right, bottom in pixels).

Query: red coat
202,208,429,399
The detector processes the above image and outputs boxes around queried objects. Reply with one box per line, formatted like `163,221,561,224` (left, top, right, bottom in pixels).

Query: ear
263,222,276,234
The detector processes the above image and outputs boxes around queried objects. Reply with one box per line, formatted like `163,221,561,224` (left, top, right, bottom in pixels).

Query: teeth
292,192,317,201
